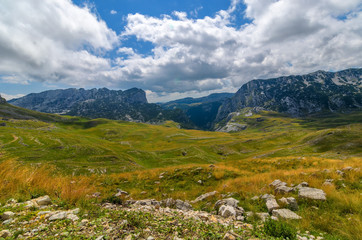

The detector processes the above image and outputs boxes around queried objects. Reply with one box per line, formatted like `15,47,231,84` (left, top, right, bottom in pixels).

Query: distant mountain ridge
216,68,362,123
159,93,233,130
9,88,193,127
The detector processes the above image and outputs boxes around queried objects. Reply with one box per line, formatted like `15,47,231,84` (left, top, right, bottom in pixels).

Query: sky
0,0,361,102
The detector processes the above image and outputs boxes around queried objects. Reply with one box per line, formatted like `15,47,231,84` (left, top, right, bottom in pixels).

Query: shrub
264,218,297,240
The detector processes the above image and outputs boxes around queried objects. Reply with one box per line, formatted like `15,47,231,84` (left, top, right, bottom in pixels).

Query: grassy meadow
0,104,361,239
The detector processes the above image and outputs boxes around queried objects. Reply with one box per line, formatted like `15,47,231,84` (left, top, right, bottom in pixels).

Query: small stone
175,199,192,211
191,191,217,203
95,236,104,240
275,185,294,194
79,219,89,226
270,179,287,188
219,205,236,218
0,230,11,238
67,214,79,221
223,232,236,240
214,198,239,210
197,180,202,184
1,211,15,220
49,212,67,221
266,198,279,213
251,196,259,201
35,195,52,206
298,187,326,201
342,166,353,171
124,235,133,240
261,194,275,200
114,189,129,197
147,237,155,240
272,209,302,220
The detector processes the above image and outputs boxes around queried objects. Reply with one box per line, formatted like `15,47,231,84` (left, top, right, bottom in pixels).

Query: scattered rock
275,185,294,194
295,182,309,190
342,166,353,171
223,232,236,240
266,198,279,213
175,199,192,211
0,230,11,238
49,212,67,221
272,209,302,220
95,236,104,240
215,198,239,210
219,205,237,218
261,194,275,201
298,187,326,201
270,180,287,188
251,196,259,201
114,189,129,197
336,170,345,176
191,191,218,203
1,211,15,220
197,180,203,184
67,213,79,221
35,195,52,206
323,179,334,186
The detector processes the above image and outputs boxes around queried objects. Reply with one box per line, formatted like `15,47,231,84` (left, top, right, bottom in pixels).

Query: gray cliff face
9,88,147,114
216,68,362,121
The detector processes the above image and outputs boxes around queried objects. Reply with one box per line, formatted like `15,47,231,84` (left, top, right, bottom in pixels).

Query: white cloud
110,10,117,15
0,0,118,85
0,0,361,102
0,93,25,100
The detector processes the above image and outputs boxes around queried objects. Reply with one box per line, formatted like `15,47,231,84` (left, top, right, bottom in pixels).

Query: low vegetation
0,107,361,239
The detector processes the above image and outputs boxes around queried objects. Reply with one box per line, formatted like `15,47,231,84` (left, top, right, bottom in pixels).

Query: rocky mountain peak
0,95,6,104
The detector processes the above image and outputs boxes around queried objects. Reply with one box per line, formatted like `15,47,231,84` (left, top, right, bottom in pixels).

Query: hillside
216,68,362,124
160,93,233,130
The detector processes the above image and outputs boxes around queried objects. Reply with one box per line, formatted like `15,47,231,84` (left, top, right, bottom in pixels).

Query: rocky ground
0,173,344,240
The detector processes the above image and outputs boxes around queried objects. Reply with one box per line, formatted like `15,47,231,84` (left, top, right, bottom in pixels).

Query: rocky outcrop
272,209,302,220
214,198,244,219
298,187,326,201
216,68,362,122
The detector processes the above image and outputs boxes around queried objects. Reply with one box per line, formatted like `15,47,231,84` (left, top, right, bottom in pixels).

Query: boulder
323,179,334,186
114,189,129,197
175,199,192,211
219,205,236,218
298,187,326,201
35,195,52,206
261,194,275,201
270,180,287,188
275,185,294,194
214,198,239,210
1,211,15,220
0,230,11,238
279,197,298,211
161,198,176,208
272,209,302,220
266,198,279,213
294,182,309,190
191,191,218,203
49,212,67,221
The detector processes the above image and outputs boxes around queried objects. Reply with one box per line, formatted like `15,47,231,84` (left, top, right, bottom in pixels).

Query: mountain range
7,68,362,130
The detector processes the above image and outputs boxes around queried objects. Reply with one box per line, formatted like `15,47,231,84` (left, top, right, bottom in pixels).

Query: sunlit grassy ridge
0,105,361,239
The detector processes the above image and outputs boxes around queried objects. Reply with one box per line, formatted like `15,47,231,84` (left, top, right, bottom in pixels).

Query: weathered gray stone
275,185,294,194
35,195,52,206
270,180,287,188
272,209,302,220
0,230,11,238
323,179,334,186
161,198,176,208
214,198,239,210
261,194,275,201
67,214,79,221
1,211,14,220
175,199,192,211
49,212,67,221
266,198,279,213
286,197,298,211
298,187,326,201
191,191,218,203
251,196,259,201
219,205,236,218
114,189,129,197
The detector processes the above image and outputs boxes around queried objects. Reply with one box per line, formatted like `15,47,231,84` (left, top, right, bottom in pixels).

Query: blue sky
0,0,361,102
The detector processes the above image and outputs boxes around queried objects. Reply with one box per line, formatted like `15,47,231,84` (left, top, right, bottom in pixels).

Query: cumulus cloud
0,93,25,100
0,0,118,85
0,0,361,101
110,10,117,15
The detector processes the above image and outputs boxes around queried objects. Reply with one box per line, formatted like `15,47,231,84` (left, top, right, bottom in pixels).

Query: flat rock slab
266,198,279,213
298,187,326,201
192,191,218,203
272,209,302,220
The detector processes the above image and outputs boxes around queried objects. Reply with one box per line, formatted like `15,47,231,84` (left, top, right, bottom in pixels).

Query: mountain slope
9,88,193,127
216,68,362,123
160,93,233,130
